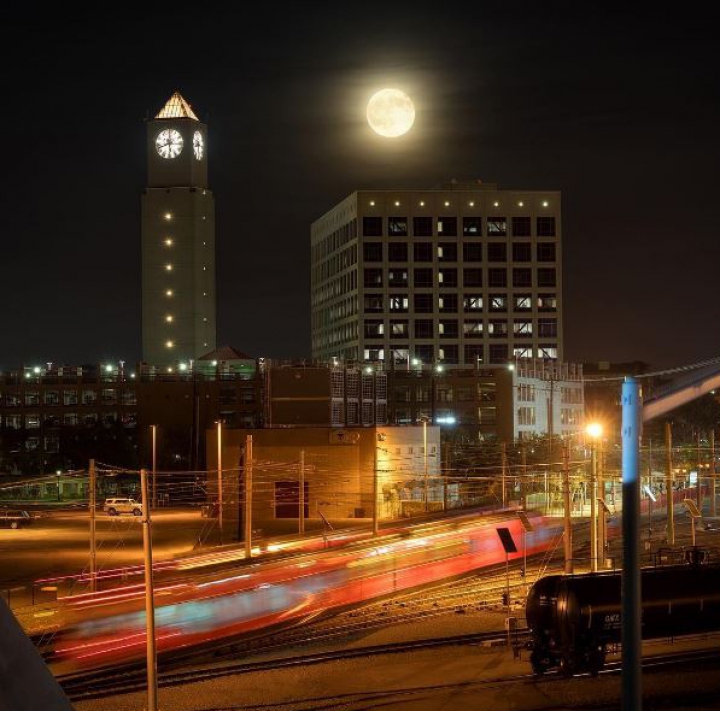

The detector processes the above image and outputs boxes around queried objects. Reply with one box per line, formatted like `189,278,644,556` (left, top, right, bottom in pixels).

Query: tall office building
311,181,562,367
142,92,216,366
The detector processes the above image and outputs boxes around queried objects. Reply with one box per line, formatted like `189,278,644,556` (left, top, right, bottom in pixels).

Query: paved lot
0,508,212,595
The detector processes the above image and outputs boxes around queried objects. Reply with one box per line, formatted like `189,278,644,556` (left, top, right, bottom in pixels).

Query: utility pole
372,453,379,536
501,442,508,508
697,431,703,511
245,435,253,559
590,441,598,572
299,450,305,536
665,422,674,545
89,459,97,593
423,419,429,512
520,443,528,511
217,421,223,545
443,441,450,511
151,425,157,509
621,377,643,711
711,429,717,517
597,439,606,569
563,441,573,574
140,468,158,711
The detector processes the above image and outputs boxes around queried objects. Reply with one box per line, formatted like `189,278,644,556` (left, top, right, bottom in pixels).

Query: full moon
366,88,415,138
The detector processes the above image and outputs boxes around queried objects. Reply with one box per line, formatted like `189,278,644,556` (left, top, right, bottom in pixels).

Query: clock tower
141,92,216,367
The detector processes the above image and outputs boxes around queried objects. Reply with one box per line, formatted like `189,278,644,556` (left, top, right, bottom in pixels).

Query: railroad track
61,634,720,704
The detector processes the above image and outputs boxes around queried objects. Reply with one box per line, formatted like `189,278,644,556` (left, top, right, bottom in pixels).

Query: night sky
2,5,718,370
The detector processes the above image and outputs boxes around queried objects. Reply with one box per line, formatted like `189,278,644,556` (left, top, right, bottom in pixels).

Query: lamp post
150,424,157,509
586,422,603,573
217,421,223,545
422,417,429,512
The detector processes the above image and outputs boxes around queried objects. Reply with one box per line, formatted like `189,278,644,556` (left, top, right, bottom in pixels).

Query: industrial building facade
311,181,563,368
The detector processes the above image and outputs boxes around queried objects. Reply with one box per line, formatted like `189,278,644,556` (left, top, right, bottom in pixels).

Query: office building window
465,344,484,364
44,390,60,406
363,242,383,262
463,319,483,338
538,345,558,359
438,216,457,237
364,268,383,287
463,295,483,312
438,268,458,287
438,294,458,313
413,216,433,237
463,217,482,236
518,406,536,426
537,216,556,237
513,319,533,337
489,294,507,312
438,243,457,262
537,268,557,287
512,242,532,262
415,319,434,338
513,268,532,288
463,242,482,261
388,216,408,236
537,242,556,262
414,344,434,364
364,294,384,313
388,242,408,261
414,268,433,288
487,217,507,236
414,242,433,262
537,294,557,312
463,268,483,287
488,320,508,338
488,268,507,288
389,295,409,312
512,216,531,237
414,293,433,313
489,344,509,364
363,216,383,236
514,295,532,312
63,390,78,406
538,318,558,338
439,320,459,338
364,320,384,338
488,243,507,262
390,320,409,338
438,345,459,364
388,268,409,287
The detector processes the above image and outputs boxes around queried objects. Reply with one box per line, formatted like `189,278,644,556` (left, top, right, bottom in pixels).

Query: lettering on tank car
604,612,621,629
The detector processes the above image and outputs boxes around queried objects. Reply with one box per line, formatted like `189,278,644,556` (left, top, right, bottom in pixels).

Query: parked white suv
103,498,143,516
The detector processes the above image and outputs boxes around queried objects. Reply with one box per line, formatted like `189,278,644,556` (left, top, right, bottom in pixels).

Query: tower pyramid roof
155,91,199,120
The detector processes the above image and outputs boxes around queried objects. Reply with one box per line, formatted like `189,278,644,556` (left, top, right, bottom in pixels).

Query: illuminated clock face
155,129,183,159
193,131,204,160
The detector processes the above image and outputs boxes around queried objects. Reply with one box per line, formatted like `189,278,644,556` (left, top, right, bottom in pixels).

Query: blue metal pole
621,377,642,710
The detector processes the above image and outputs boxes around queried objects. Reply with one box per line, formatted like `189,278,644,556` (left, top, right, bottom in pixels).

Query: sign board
683,498,701,518
516,510,534,532
496,527,518,554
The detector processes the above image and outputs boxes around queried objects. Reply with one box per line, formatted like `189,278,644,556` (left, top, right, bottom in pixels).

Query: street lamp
586,422,604,572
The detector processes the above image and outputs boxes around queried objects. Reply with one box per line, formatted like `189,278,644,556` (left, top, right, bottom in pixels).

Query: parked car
103,498,143,516
0,510,33,529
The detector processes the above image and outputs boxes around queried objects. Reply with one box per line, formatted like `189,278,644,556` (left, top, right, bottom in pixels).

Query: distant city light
365,366,373,374
419,200,425,207
493,201,499,207
542,200,549,207
166,289,174,297
444,201,450,207
33,366,41,374
508,363,515,371
130,373,136,379
164,212,172,220
164,238,173,246
369,200,375,206
468,201,475,207
435,365,444,373
412,358,421,366
211,360,218,366
165,264,173,271
166,340,174,348
105,364,113,373
586,422,603,439
179,363,188,371
436,416,457,425
165,315,174,323
394,200,400,206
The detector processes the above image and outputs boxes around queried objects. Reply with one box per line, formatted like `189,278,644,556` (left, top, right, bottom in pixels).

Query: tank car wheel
530,650,549,676
559,654,576,677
